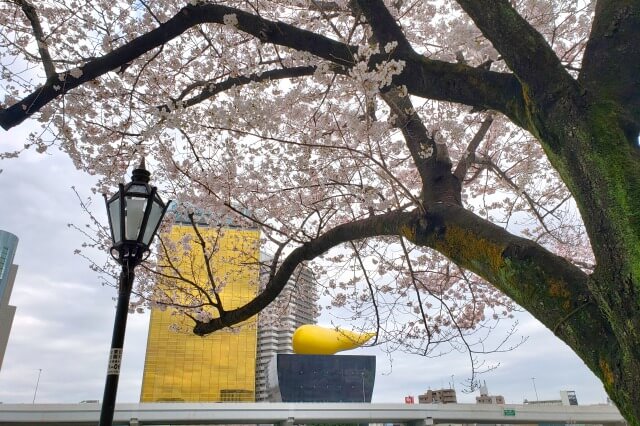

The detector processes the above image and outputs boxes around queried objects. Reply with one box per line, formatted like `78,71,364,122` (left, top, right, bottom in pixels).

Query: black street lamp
100,160,169,426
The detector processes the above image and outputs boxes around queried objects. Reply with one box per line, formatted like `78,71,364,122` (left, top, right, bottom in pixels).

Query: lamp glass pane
129,183,148,194
125,195,147,241
108,197,122,244
142,200,164,245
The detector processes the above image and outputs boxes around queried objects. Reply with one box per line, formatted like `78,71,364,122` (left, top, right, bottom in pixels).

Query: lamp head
104,160,169,266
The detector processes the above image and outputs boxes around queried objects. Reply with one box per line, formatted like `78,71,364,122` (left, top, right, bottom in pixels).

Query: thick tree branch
353,0,413,53
411,204,592,321
0,3,355,130
192,209,417,335
189,201,600,341
580,0,640,128
455,0,577,102
1,2,525,131
410,203,613,378
191,200,614,393
381,87,462,206
355,0,527,128
399,55,526,129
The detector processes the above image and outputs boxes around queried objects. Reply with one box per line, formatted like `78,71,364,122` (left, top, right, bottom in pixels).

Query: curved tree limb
410,203,614,384
454,0,578,105
192,209,418,335
1,2,525,131
354,0,527,127
192,201,612,369
189,200,617,404
399,56,526,129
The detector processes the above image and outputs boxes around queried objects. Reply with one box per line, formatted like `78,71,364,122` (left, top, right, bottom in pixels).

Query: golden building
140,222,260,402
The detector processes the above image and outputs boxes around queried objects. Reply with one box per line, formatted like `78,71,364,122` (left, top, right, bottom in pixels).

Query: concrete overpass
0,402,626,425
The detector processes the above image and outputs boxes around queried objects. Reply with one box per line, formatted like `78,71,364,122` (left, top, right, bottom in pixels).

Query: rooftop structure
418,388,457,404
476,381,505,405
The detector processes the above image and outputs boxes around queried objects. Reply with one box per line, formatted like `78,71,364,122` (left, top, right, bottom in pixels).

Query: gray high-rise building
0,230,19,371
255,264,318,401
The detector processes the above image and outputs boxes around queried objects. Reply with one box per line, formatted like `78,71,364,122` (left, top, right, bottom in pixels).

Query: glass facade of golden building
140,224,260,402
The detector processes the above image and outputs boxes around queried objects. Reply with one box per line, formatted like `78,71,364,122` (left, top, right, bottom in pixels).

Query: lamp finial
131,158,150,183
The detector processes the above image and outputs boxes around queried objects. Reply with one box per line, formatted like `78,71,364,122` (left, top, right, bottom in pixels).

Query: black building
266,354,376,402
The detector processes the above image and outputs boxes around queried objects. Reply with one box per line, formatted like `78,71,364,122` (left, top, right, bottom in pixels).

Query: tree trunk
528,93,640,425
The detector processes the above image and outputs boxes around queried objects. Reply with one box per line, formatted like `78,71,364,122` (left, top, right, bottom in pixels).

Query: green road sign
503,409,516,416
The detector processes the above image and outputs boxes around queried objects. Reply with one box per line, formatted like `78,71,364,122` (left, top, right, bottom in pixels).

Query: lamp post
100,160,169,426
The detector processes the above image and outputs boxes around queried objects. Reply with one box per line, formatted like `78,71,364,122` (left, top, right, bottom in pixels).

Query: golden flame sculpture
292,324,375,355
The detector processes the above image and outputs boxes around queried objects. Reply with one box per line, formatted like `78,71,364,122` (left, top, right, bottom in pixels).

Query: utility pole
32,369,42,403
531,377,539,401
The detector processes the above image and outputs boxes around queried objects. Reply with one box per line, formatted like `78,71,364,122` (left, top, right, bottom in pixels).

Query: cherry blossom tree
1,0,639,422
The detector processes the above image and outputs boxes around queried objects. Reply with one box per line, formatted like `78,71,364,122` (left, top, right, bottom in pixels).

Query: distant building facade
524,390,578,406
560,390,578,406
255,264,318,401
476,381,505,404
140,211,319,403
140,221,261,402
418,388,457,404
0,230,18,371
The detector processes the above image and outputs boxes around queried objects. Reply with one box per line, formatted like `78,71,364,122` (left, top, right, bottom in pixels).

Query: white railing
0,402,626,426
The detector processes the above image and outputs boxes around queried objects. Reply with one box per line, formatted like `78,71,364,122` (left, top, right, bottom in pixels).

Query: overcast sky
0,125,609,406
